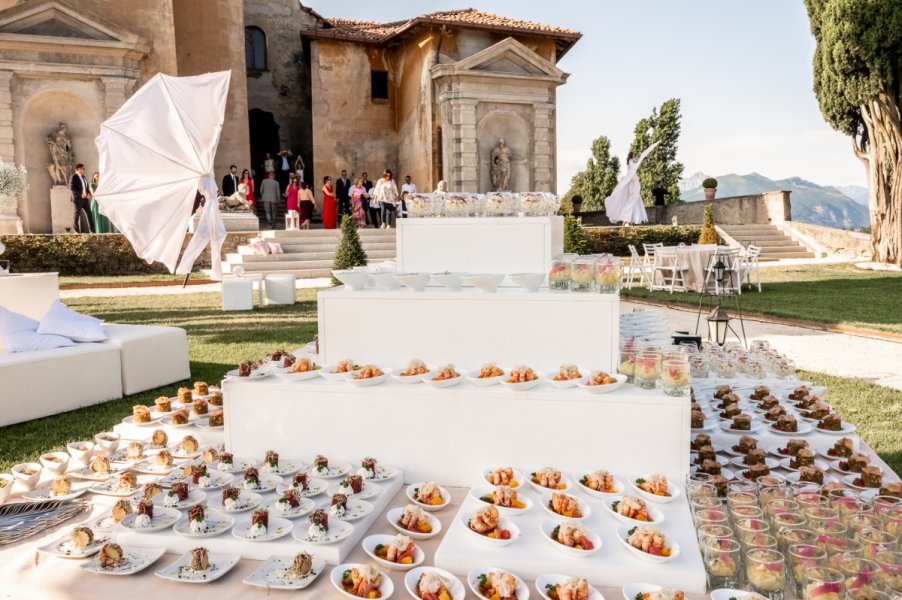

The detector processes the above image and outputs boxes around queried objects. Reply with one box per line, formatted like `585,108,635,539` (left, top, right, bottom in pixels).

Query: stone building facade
1,1,578,233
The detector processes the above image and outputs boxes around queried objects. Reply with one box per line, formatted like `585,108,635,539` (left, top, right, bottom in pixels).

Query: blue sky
304,0,865,192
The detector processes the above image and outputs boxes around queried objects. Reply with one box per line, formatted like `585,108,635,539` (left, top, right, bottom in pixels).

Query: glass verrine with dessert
595,255,621,294
634,351,662,390
548,256,572,291
569,257,595,292
746,547,787,600
661,358,690,396
704,536,743,589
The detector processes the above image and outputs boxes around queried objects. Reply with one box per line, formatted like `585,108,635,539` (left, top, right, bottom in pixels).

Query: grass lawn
622,263,902,334
0,288,900,476
59,273,209,287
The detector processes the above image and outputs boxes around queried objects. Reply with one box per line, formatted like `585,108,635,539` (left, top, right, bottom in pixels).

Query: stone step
727,233,791,241
237,259,339,271
224,265,333,279
720,224,780,231
260,229,396,239
762,251,816,259
227,250,397,263
270,242,397,252
752,244,813,253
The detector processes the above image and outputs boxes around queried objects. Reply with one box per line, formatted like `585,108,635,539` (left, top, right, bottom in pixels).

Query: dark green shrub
332,215,367,284
702,177,718,189
563,215,591,254
698,205,718,244
583,225,706,256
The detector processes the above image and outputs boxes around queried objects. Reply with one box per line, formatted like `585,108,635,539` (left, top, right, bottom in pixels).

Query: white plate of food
153,488,207,510
173,511,235,539
814,422,857,436
155,550,241,583
829,459,866,476
243,553,325,590
319,365,360,382
405,566,466,600
259,459,305,477
129,459,176,476
603,496,665,525
842,474,887,491
218,490,263,513
423,373,464,389
193,471,235,490
729,456,780,470
212,456,259,474
121,415,163,427
783,471,838,485
778,457,830,472
240,473,283,493
276,364,322,382
331,563,394,600
67,466,117,482
308,461,352,479
406,482,451,512
577,372,628,394
89,477,142,497
622,583,671,600
387,506,442,540
345,371,388,387
470,486,534,517
467,367,506,386
483,466,525,489
232,515,294,542
459,509,520,547
577,470,625,498
390,368,433,384
500,376,542,391
467,568,529,600
526,468,573,493
276,477,329,497
539,491,591,521
79,545,166,576
160,416,195,429
329,498,374,522
367,463,401,482
24,480,91,501
630,476,681,504
768,421,814,436
266,495,316,519
363,534,425,572
537,575,603,600
38,528,111,558
719,422,764,435
616,524,680,563
736,469,786,483
544,366,588,389
119,507,181,533
540,520,602,557
690,465,735,481
328,481,378,500
293,518,354,545
225,368,269,380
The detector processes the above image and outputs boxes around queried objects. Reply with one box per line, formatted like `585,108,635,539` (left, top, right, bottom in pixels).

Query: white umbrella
93,71,230,278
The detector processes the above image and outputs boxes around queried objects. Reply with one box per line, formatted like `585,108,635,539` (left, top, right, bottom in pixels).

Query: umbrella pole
182,273,190,289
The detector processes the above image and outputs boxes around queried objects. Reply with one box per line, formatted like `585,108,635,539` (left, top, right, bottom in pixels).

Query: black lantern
707,305,730,346
712,258,727,284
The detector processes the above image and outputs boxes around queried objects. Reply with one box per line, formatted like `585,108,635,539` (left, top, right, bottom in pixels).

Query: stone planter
703,187,716,201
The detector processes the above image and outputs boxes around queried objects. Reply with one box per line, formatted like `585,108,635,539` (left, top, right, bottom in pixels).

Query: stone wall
778,221,871,258
663,191,792,225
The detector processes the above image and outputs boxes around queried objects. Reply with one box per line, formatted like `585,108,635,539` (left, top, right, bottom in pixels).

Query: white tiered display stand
224,216,705,591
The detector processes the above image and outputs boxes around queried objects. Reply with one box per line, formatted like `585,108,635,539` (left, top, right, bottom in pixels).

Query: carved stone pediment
433,37,568,83
0,0,148,50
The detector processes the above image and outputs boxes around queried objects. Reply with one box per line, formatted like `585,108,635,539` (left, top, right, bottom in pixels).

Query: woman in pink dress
350,178,367,228
322,175,337,229
240,169,255,210
285,177,300,213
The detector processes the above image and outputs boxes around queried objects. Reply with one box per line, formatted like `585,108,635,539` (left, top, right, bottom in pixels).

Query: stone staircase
224,228,397,278
718,224,815,259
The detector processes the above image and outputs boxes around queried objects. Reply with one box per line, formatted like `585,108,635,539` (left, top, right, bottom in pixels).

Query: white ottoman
103,324,191,395
222,276,254,311
265,274,296,305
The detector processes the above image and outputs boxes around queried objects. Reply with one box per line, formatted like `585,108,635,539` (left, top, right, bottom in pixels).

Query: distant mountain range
679,172,870,229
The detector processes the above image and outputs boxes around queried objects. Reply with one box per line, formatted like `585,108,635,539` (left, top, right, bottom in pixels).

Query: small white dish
784,471,838,485
363,534,425,572
842,474,885,491
66,441,95,462
462,273,505,292
276,366,322,382
155,550,240,584
577,373,628,394
544,370,588,389
38,529,111,558
459,511,520,547
93,432,121,455
710,589,753,600
405,566,466,600
577,473,625,498
719,422,764,435
224,368,269,380
240,474,283,493
536,574,604,600
777,457,830,472
423,374,463,389
391,368,433,384
332,269,370,291
406,483,451,511
79,546,166,576
467,567,529,600
394,272,431,292
630,477,681,504
243,554,326,590
500,377,542,392
331,563,395,600
89,478,142,497
0,473,14,504
690,466,735,481
467,369,506,386
768,421,814,436
540,519,602,557
319,366,359,382
39,452,69,475
526,470,573,493
482,467,526,489
346,372,388,387
173,511,235,538
327,481,378,500
24,480,91,501
194,471,235,490
507,272,545,292
432,272,466,290
119,507,181,532
470,487,534,517
332,499,375,522
276,477,329,497
829,459,861,476
218,490,263,513
622,583,664,600
369,272,401,290
814,422,857,435
232,515,294,542
121,415,163,427
160,416,195,429
387,507,442,540
539,491,592,521
616,524,680,563
265,496,316,519
370,464,401,482
736,469,786,483
212,456,259,474
308,463,352,479
730,456,781,470
259,459,305,477
293,518,354,545
603,496,665,525
152,489,207,510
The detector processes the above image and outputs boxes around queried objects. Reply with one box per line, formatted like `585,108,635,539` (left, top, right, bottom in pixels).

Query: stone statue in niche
433,180,448,193
490,137,512,191
45,122,74,186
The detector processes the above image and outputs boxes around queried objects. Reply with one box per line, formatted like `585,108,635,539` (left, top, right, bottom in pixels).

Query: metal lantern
707,306,731,346
712,257,727,284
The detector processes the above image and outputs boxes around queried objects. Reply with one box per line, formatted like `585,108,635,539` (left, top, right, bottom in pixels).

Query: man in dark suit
222,164,239,197
335,169,351,217
651,185,667,224
276,149,293,192
361,171,377,227
69,163,93,233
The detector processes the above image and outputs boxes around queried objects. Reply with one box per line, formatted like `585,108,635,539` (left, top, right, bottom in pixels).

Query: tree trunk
857,93,902,266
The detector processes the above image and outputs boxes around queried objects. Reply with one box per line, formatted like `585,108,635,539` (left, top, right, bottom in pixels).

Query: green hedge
583,225,710,256
0,234,169,275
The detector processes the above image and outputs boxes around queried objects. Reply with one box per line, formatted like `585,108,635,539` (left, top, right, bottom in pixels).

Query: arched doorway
248,108,279,181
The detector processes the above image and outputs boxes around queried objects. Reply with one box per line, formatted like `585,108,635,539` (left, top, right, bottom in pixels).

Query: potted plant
702,177,718,201
571,194,584,215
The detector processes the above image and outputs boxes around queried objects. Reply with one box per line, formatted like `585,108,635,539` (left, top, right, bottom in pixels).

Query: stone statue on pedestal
218,182,254,212
45,122,74,186
490,137,512,191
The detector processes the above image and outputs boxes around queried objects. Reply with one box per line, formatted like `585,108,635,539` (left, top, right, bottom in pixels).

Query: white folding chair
649,247,686,293
625,244,653,289
741,245,762,292
702,248,741,295
642,242,663,268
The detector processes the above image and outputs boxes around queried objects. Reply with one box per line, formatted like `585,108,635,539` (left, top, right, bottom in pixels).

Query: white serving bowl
603,496,666,525
526,471,573,493
368,272,401,290
319,365,358,382
467,369,506,386
405,483,451,512
622,583,664,600
577,373,628,394
405,567,466,600
544,369,588,389
11,462,42,490
539,491,592,521
481,467,527,490
39,451,70,475
459,512,520,547
537,574,603,600
93,432,121,455
391,368,432,384
423,374,463,389
66,441,95,463
0,473,13,504
577,473,626,498
616,524,680,563
462,273,505,293
346,372,388,387
630,477,682,504
500,377,542,392
362,534,425,572
468,487,533,517
386,507,442,540
332,269,370,291
394,273,431,292
508,272,545,292
331,564,394,600
431,272,466,290
467,568,529,600
540,519,602,557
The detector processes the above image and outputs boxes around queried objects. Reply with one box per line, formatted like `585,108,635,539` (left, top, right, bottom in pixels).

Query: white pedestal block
192,211,259,232
318,287,620,372
434,484,706,593
50,185,71,234
223,378,691,487
396,216,563,277
0,272,59,320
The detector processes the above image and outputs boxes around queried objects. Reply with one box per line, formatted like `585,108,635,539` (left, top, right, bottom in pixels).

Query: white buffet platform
224,377,691,487
317,286,620,372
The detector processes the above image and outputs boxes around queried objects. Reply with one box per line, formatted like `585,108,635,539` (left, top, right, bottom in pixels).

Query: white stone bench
103,324,191,395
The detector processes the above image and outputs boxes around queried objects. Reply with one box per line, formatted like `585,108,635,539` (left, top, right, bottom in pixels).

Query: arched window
245,26,267,71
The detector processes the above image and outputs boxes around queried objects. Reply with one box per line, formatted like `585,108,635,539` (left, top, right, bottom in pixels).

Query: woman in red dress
322,175,337,229
240,169,255,210
285,177,300,213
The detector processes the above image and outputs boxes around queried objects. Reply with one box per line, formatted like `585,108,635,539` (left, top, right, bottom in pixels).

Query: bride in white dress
604,141,659,226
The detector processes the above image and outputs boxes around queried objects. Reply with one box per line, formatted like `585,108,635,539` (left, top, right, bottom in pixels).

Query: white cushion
36,300,108,342
0,306,75,353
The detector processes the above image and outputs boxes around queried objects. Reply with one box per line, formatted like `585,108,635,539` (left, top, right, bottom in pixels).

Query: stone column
532,102,555,193
449,98,479,192
0,71,22,233
101,76,136,118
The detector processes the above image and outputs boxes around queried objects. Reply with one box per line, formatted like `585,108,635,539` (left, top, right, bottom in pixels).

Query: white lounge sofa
103,324,190,395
